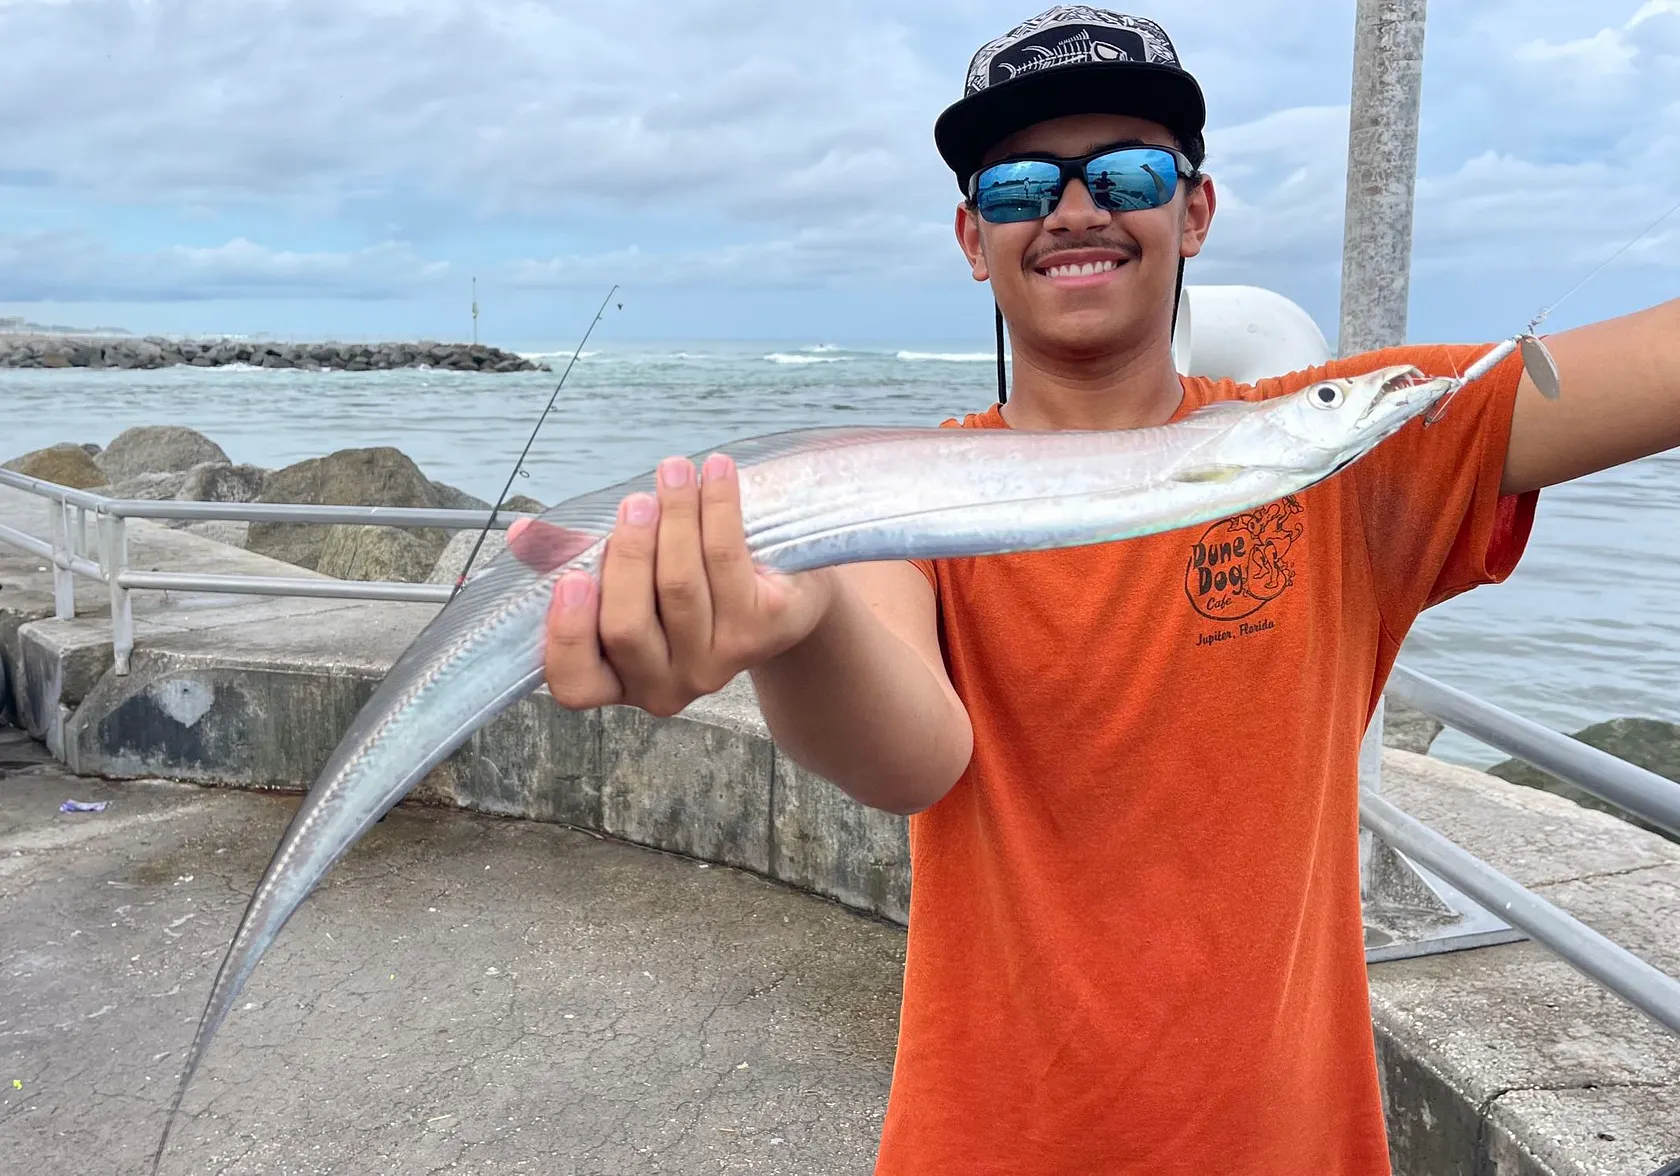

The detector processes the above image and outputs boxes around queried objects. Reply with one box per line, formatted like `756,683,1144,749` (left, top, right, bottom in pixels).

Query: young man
537,8,1680,1174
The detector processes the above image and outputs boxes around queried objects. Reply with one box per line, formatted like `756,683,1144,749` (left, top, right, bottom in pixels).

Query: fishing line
1529,194,1680,333
1425,193,1676,425
449,285,621,601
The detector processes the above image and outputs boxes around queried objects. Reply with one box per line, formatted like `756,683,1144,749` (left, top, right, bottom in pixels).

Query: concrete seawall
2,485,1676,1173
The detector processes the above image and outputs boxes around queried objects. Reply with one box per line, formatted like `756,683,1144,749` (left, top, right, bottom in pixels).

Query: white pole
1342,0,1429,901
1338,0,1428,358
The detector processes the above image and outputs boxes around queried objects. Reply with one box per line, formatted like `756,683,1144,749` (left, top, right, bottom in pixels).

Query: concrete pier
0,735,902,1174
3,485,1678,1173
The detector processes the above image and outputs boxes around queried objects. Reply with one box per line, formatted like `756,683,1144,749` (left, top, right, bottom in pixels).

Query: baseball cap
934,6,1207,190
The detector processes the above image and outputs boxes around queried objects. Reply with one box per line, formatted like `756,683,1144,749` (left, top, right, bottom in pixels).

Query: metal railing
1387,665,1680,840
3,467,1680,1037
0,467,529,673
1373,669,1680,1036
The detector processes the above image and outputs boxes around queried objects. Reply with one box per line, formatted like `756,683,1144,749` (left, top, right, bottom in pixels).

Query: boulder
1382,697,1444,755
148,462,268,531
1488,717,1680,842
318,524,445,584
427,528,508,586
430,480,491,511
500,494,546,514
177,461,267,504
246,446,443,571
183,520,250,548
3,443,107,489
97,461,266,511
96,470,192,501
95,425,229,482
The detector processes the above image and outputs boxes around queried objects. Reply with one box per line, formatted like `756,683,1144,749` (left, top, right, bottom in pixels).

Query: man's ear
1180,176,1217,260
955,202,990,282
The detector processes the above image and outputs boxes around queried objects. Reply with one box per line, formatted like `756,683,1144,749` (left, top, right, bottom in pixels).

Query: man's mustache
1023,239,1142,271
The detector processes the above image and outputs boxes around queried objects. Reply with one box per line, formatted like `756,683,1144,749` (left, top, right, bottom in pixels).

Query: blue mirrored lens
1085,147,1180,212
972,147,1184,223
974,160,1064,224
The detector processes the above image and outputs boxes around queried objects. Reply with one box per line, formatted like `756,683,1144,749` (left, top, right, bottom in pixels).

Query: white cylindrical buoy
1171,285,1333,385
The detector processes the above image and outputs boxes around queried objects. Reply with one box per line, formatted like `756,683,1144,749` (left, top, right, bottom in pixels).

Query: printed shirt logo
1183,497,1305,621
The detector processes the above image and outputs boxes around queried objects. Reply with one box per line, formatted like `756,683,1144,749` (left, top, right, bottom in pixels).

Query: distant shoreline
0,334,550,373
0,315,132,337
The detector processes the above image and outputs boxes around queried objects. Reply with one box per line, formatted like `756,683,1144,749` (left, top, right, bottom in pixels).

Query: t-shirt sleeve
909,557,938,593
1334,343,1539,638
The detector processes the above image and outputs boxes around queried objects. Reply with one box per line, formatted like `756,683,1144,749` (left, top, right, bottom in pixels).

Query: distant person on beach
538,7,1680,1174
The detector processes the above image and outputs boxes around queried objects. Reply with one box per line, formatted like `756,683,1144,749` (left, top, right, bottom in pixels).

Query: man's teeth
1043,259,1120,278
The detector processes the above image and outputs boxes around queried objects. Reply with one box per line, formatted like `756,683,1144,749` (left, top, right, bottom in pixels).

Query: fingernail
558,573,590,609
624,493,657,525
702,453,734,482
659,458,691,488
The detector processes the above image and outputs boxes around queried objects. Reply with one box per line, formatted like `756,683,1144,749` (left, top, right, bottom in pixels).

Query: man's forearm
1504,298,1680,496
749,573,972,816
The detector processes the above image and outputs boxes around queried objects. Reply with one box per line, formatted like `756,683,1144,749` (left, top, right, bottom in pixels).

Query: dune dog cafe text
1183,498,1303,637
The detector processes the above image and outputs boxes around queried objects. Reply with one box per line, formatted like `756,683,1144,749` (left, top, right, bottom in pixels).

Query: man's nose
1044,179,1112,231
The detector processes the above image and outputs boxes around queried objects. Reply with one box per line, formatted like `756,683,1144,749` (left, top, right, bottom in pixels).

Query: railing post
49,499,76,620
103,514,133,675
1359,697,1385,902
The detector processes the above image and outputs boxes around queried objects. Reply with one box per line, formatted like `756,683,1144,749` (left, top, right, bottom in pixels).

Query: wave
516,349,598,360
801,343,842,353
896,350,1002,363
764,352,843,364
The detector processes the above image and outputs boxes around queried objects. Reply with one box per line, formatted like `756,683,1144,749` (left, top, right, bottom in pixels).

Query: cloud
0,0,954,226
0,0,1673,333
506,214,956,290
1514,28,1640,75
0,232,450,301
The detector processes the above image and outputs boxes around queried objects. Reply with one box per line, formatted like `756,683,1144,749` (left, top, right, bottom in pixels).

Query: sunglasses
967,144,1199,225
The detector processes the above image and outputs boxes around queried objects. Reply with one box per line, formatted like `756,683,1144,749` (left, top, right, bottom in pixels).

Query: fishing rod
449,285,621,601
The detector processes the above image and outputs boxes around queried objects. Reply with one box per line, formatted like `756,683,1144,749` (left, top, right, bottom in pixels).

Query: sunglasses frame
966,142,1201,224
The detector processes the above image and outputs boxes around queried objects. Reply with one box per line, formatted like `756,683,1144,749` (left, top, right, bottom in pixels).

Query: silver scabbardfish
148,346,1544,1170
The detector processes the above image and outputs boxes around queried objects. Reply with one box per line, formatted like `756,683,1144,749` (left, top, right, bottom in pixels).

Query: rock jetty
0,334,549,373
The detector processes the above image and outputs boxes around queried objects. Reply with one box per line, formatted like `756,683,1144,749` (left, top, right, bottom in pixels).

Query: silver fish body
150,361,1455,1169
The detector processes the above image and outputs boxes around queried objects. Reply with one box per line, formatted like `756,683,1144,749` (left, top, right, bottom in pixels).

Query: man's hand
540,453,837,718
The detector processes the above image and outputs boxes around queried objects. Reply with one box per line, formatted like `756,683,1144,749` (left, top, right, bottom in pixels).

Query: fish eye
1310,383,1344,410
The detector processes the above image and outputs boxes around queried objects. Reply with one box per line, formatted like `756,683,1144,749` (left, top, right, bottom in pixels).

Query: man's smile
1030,247,1133,287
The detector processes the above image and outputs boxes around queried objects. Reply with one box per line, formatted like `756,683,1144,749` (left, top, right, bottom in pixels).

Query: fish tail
149,856,295,1172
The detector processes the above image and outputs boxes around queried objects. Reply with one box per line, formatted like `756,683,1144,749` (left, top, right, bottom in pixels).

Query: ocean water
2,340,1675,767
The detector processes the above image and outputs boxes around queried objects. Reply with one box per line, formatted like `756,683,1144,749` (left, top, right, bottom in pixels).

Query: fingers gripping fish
148,340,1557,1171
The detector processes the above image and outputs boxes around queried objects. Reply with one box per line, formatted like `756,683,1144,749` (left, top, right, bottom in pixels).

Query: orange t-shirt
880,345,1537,1176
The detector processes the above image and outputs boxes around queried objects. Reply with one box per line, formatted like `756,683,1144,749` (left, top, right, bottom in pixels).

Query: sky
0,0,1676,348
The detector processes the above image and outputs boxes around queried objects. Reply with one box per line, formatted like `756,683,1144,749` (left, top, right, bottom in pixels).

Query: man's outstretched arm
1503,298,1680,496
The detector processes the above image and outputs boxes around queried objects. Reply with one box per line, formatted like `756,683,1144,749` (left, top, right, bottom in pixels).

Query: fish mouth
1364,368,1455,425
